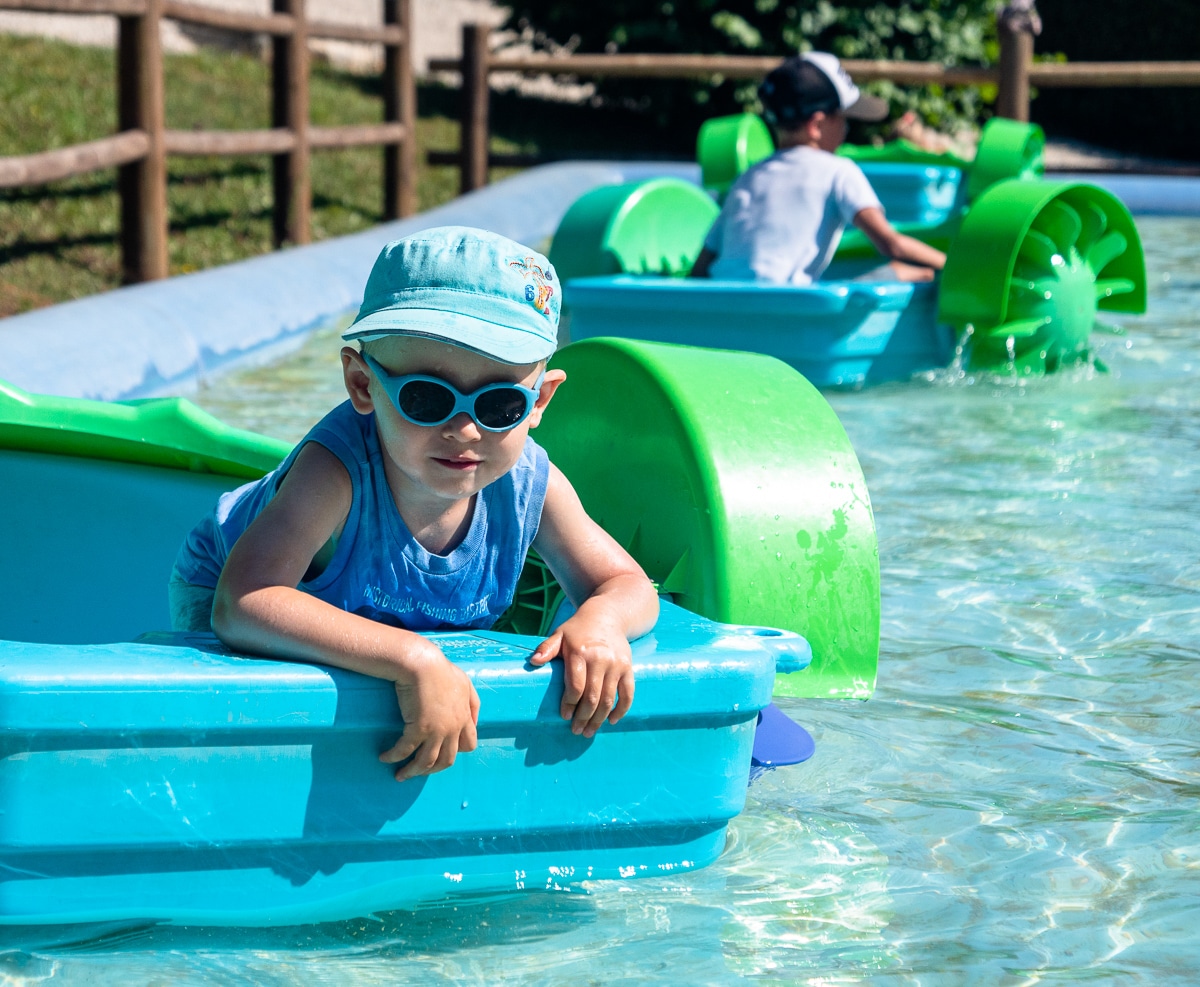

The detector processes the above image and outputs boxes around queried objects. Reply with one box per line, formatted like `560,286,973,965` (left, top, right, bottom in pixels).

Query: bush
501,1,1000,146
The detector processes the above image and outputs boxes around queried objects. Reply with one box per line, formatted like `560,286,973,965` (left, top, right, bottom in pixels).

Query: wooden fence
0,0,416,284
431,22,1200,193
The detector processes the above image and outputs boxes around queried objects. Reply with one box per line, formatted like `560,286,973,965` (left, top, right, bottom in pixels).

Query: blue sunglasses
363,353,545,432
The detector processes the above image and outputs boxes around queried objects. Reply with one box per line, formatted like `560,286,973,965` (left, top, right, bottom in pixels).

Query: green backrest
548,178,720,283
966,117,1045,201
697,113,775,197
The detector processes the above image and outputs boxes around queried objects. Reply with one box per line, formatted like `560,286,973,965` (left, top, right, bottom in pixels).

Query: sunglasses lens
396,380,456,424
474,387,529,430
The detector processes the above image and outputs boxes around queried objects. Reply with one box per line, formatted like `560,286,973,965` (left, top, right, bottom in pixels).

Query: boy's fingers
528,631,563,666
460,719,478,753
432,736,459,773
580,671,620,737
570,669,606,735
394,737,442,781
608,669,635,724
379,733,420,765
559,652,587,720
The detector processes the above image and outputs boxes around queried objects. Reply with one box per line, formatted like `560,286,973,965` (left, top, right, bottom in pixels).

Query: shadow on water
0,888,597,963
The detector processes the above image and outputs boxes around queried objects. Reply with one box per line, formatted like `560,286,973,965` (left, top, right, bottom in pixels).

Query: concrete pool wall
0,164,1194,402
0,162,695,402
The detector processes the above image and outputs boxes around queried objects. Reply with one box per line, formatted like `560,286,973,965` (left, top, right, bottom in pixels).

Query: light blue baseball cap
343,226,560,365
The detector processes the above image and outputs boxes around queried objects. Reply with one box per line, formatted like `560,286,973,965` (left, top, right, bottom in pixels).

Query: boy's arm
853,206,947,272
212,441,479,781
528,463,659,738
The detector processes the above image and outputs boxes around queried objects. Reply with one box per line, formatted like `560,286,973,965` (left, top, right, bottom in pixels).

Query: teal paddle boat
551,118,1147,386
0,336,878,926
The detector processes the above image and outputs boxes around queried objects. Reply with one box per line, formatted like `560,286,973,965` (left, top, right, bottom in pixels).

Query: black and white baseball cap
759,52,889,127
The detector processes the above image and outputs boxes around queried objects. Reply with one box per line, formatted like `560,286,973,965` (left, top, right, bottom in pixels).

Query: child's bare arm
527,464,659,738
212,442,479,780
853,206,947,272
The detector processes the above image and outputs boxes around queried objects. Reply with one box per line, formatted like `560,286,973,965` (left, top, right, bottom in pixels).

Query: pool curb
1,164,1191,401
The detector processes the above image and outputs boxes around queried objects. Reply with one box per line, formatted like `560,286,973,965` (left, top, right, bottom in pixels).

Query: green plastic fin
534,337,880,700
1017,229,1061,271
659,549,693,596
965,117,1045,201
696,113,775,197
0,378,289,478
1087,231,1128,274
939,180,1146,374
548,178,720,284
983,317,1048,339
1094,278,1135,300
1035,199,1082,251
1077,199,1108,253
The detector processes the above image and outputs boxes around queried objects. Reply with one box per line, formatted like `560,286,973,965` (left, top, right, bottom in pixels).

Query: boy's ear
341,346,376,414
527,368,567,429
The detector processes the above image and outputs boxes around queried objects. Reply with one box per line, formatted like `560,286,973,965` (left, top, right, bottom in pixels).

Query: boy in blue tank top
172,227,659,781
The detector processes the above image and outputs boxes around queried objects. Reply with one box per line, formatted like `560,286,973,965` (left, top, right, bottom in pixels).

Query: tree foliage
501,1,1000,141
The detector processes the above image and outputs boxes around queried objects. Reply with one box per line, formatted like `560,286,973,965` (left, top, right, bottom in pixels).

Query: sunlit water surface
3,218,1196,985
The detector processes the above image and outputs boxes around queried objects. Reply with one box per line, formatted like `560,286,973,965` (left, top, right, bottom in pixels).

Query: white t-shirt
704,145,882,285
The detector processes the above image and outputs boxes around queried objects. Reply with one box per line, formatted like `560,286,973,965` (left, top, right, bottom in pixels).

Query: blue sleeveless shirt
174,400,550,631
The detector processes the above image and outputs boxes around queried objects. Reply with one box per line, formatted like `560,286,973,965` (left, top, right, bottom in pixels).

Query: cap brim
343,307,557,366
845,94,889,122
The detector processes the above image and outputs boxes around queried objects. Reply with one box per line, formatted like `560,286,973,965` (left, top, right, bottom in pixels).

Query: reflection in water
7,218,1196,984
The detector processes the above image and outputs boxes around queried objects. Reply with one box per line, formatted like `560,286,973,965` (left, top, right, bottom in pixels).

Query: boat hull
563,275,955,388
0,603,787,926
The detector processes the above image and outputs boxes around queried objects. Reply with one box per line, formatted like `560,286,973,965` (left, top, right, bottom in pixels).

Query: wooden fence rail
431,22,1200,194
0,0,416,284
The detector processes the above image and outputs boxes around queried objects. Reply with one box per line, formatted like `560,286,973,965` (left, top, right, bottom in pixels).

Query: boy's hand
379,643,480,781
529,614,635,738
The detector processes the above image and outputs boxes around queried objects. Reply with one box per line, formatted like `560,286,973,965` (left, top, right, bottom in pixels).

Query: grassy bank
0,34,525,318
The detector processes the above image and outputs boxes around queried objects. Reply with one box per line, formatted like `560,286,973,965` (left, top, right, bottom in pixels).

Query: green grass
0,35,525,317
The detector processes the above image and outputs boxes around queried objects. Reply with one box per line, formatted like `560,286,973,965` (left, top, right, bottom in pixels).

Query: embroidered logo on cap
508,256,555,318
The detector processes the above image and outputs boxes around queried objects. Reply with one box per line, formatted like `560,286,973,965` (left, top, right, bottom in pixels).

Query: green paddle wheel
938,181,1146,373
524,337,881,701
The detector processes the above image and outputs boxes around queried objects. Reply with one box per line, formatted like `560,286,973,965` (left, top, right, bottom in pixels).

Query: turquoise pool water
4,217,1196,985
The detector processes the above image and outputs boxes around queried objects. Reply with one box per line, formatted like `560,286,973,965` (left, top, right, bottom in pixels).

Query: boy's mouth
433,456,481,471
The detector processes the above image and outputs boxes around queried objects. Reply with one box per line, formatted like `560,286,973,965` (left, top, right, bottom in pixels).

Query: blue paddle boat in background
551,118,1147,387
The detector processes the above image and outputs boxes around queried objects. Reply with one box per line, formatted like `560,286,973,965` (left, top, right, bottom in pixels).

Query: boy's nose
443,411,481,440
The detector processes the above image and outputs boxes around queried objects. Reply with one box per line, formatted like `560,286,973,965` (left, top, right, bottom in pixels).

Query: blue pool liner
1051,173,1200,217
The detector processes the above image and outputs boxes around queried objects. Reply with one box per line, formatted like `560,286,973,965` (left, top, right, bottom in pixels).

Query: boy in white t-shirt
691,52,946,285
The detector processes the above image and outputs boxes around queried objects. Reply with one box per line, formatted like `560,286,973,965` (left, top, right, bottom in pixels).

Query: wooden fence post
116,0,168,283
460,22,490,193
383,0,416,218
996,2,1038,121
272,0,311,245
